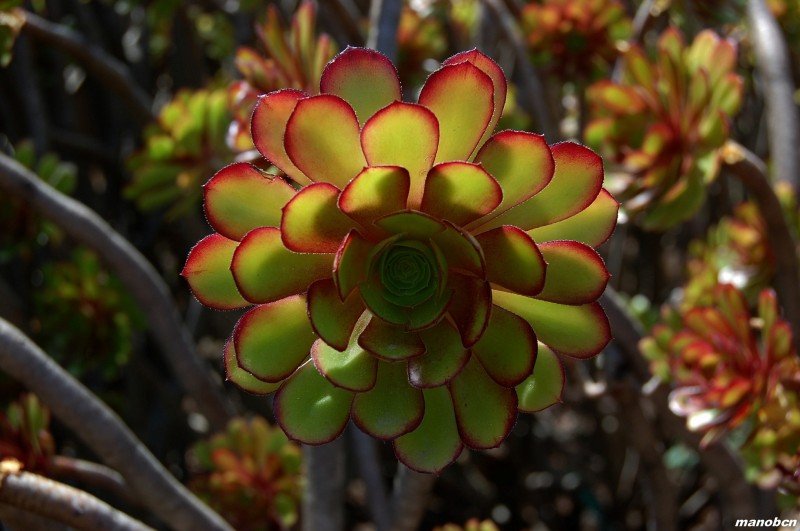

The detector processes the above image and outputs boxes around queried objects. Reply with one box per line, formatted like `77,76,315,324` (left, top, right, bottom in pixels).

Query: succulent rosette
183,47,617,472
641,286,796,446
585,28,743,230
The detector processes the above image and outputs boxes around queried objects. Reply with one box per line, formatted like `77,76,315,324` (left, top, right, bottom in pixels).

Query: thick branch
721,141,800,355
0,466,153,531
21,11,153,126
482,0,558,141
0,153,235,431
50,456,136,507
351,429,391,531
389,465,436,531
0,501,70,531
747,0,800,193
0,318,233,531
366,0,402,61
302,440,345,531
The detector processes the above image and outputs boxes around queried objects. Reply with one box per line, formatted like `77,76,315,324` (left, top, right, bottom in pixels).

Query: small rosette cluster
585,28,743,230
641,286,796,446
184,47,617,472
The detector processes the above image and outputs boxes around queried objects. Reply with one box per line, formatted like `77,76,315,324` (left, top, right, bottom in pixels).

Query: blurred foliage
126,88,232,218
31,248,143,379
521,0,630,80
0,394,54,474
188,416,302,531
434,519,500,531
395,4,447,86
0,3,24,67
585,27,743,230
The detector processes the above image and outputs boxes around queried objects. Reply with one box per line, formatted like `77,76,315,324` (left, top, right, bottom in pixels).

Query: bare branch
302,439,346,531
482,0,558,141
747,0,800,193
389,465,436,531
50,456,136,508
366,0,402,61
0,153,235,431
21,11,153,126
0,465,153,531
0,318,233,531
721,141,800,355
350,429,391,531
0,501,70,531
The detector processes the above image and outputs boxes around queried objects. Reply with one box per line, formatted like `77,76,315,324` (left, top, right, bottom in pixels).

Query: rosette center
377,241,439,307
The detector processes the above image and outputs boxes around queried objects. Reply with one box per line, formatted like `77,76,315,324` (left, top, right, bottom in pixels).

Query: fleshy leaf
408,319,470,388
234,296,317,382
357,317,426,361
447,273,491,347
339,166,410,229
419,62,494,164
477,142,603,232
320,47,402,125
353,361,424,439
360,101,439,208
430,222,485,277
307,278,365,351
284,94,367,187
333,230,372,299
274,361,354,444
224,337,281,395
474,131,554,217
393,387,463,473
420,162,502,226
492,291,611,358
281,182,355,253
516,344,565,412
311,337,377,392
472,305,537,387
252,89,310,184
475,226,546,296
182,234,248,310
204,163,296,241
443,50,507,154
231,227,332,303
375,210,445,239
450,356,517,449
527,189,618,246
536,241,610,305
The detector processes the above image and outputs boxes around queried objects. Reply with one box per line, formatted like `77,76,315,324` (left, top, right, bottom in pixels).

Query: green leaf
311,336,377,392
475,226,546,296
274,361,354,444
516,344,564,411
281,182,355,253
527,189,618,247
420,161,502,226
204,163,296,241
473,305,537,386
284,94,366,187
536,241,610,305
353,361,424,439
320,47,402,125
234,296,317,382
231,227,332,303
409,319,470,388
492,291,611,358
450,356,517,449
393,387,463,473
360,101,439,208
182,234,248,310
224,338,281,395
419,62,494,164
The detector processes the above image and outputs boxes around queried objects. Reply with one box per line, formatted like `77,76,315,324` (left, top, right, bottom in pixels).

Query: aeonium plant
183,47,618,472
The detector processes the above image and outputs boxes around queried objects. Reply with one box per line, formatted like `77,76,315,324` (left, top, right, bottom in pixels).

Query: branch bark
0,153,235,431
366,0,402,62
747,0,800,193
50,456,136,507
0,318,233,531
0,466,153,531
21,11,154,126
302,439,345,531
388,465,436,531
351,429,391,531
482,0,558,141
721,141,800,356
